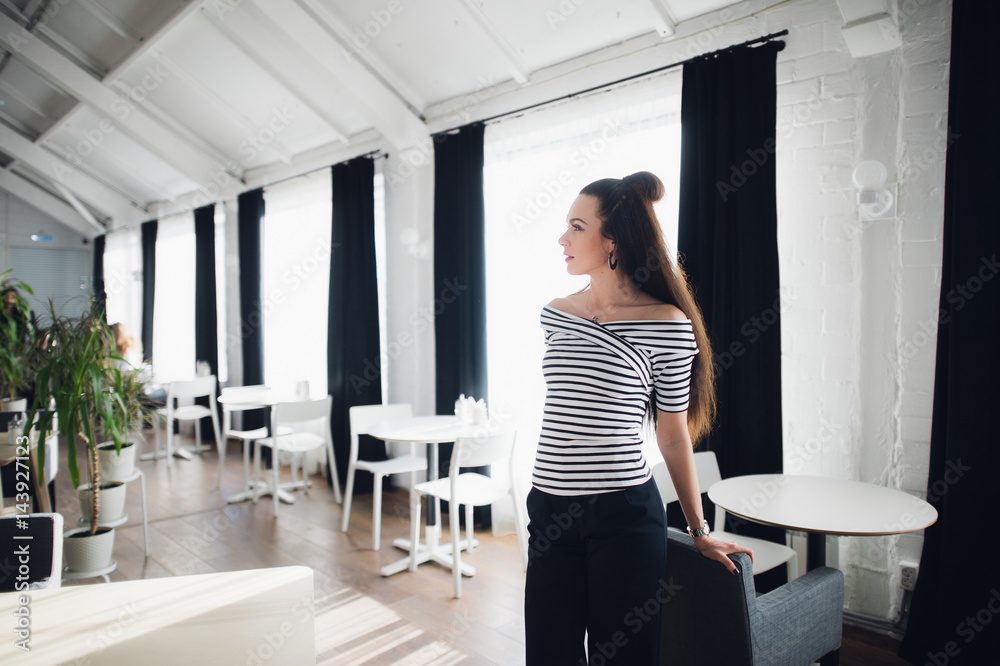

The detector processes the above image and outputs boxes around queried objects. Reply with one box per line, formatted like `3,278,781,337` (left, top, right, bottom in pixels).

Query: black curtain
237,189,265,430
194,204,219,440
433,123,488,412
673,41,786,590
898,2,1000,663
92,234,106,320
140,220,157,363
433,122,490,526
328,157,381,490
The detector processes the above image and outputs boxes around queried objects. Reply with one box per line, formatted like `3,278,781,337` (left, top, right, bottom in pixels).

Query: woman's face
558,194,613,276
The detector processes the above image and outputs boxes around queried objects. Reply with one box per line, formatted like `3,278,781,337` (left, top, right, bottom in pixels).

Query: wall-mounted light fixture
852,159,896,220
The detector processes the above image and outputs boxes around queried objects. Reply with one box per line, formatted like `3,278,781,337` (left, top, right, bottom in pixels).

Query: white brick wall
769,0,951,619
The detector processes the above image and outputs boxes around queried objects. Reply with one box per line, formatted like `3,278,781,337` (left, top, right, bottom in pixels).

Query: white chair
218,385,271,495
341,403,426,550
253,396,342,515
652,452,798,579
409,429,526,599
153,376,223,466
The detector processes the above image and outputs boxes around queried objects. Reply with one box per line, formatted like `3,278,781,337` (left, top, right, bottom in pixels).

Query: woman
524,172,752,664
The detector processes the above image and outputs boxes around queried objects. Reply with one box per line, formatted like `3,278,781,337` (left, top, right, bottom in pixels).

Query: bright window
151,213,196,383
261,169,332,398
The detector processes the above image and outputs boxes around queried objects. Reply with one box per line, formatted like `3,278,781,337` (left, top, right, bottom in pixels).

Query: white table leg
379,441,477,577
226,438,269,504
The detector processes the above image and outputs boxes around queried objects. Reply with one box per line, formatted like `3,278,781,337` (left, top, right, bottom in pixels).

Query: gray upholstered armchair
661,528,843,665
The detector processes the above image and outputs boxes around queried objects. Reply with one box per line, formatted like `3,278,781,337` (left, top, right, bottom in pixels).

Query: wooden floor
52,430,908,665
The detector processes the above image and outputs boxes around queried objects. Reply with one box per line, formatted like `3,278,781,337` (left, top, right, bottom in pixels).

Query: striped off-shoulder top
532,306,699,496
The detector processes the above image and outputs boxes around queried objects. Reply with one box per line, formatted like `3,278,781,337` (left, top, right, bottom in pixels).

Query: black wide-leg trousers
524,478,668,666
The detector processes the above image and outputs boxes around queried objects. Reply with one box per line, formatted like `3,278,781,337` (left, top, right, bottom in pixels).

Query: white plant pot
0,397,27,412
78,481,128,525
64,526,115,573
98,441,137,483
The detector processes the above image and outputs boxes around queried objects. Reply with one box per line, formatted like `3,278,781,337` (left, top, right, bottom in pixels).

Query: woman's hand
692,535,754,575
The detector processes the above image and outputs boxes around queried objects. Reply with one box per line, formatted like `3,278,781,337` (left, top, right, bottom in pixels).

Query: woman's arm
656,409,753,574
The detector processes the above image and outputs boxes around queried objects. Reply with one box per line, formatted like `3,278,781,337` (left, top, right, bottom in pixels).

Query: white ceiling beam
49,180,106,234
0,79,55,122
0,122,144,224
147,48,295,164
20,0,45,18
32,22,107,77
0,168,103,238
294,0,426,113
77,0,144,43
0,109,38,138
0,9,234,190
106,78,239,173
250,0,429,150
35,0,216,149
48,123,179,203
645,0,677,38
455,0,531,83
198,4,350,144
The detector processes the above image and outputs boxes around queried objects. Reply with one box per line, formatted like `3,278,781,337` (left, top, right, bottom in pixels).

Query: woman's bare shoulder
632,297,688,321
546,294,587,318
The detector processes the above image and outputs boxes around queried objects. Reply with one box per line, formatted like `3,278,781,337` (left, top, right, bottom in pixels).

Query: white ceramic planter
78,481,128,525
64,526,115,573
98,441,137,482
0,397,27,412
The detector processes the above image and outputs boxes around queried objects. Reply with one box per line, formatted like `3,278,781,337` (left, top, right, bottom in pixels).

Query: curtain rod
464,29,789,130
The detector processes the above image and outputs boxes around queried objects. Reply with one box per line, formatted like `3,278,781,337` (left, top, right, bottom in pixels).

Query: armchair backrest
661,527,755,664
662,528,844,666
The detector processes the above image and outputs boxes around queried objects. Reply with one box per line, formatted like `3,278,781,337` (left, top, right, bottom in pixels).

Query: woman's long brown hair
580,172,716,445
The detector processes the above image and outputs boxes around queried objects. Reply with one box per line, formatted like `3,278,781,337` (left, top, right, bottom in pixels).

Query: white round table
368,415,491,577
708,474,938,570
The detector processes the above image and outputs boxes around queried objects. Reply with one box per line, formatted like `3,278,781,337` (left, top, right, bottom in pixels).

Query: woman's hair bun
623,171,664,204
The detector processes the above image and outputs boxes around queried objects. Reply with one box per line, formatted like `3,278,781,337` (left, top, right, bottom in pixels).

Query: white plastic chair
252,396,342,515
154,376,223,467
409,429,526,599
652,451,798,579
218,385,271,494
341,403,425,550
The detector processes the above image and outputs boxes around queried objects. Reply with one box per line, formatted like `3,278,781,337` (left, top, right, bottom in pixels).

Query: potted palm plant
28,298,134,573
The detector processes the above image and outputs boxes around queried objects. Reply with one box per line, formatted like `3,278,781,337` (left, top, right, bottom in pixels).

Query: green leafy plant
28,298,133,534
100,361,154,453
0,268,36,402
